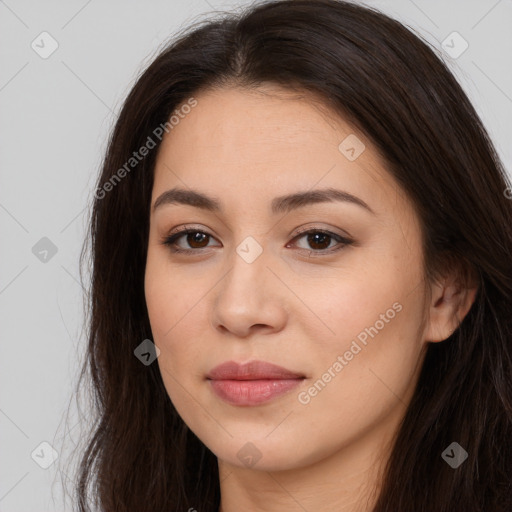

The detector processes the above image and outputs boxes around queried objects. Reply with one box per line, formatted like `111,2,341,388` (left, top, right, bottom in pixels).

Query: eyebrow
152,186,375,216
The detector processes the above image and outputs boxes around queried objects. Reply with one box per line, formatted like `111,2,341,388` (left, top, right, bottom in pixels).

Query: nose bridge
211,236,287,335
222,238,271,306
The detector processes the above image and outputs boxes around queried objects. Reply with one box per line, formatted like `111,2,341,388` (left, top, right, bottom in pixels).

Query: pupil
308,233,330,250
188,232,208,248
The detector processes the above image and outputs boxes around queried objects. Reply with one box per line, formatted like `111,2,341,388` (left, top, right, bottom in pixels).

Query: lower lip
208,378,304,406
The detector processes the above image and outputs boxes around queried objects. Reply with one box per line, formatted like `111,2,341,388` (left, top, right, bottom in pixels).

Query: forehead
152,85,408,217
160,84,364,158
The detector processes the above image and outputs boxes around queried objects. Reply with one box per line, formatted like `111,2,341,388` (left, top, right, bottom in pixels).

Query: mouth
206,360,306,406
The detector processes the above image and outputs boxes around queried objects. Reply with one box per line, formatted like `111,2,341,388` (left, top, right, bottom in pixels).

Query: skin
144,84,477,511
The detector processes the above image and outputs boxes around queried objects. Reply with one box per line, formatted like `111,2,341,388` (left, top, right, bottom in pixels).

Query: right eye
161,228,219,254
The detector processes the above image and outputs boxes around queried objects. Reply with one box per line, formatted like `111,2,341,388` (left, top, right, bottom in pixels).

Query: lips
206,360,305,380
206,360,306,406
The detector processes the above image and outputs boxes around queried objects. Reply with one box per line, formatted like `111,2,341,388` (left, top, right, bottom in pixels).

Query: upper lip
207,360,305,380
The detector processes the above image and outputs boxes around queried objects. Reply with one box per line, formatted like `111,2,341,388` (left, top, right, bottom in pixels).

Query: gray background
1,0,511,510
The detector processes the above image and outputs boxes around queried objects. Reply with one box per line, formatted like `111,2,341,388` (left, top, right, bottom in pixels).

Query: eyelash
161,225,353,256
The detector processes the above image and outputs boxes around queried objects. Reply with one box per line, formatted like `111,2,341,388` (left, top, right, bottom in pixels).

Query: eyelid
291,224,352,240
165,223,351,240
166,223,213,236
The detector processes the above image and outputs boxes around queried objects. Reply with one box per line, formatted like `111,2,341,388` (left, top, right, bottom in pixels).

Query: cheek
296,259,425,399
292,315,423,457
144,253,204,381
291,270,402,353
144,246,199,338
300,284,426,424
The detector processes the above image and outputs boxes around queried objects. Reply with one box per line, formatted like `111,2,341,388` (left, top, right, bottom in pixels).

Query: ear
423,264,479,343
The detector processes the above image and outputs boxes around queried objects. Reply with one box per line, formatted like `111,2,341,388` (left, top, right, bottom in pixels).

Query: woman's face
145,85,432,474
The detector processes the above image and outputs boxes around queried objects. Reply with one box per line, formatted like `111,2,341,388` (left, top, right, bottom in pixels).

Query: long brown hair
72,1,512,510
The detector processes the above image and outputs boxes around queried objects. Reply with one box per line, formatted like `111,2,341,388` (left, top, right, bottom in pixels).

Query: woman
74,0,512,510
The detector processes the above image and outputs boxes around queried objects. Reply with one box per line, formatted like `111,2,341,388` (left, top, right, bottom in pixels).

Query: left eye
290,229,351,252
162,228,353,255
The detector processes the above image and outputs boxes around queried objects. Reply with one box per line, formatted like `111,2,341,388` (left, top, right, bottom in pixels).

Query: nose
210,247,288,339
